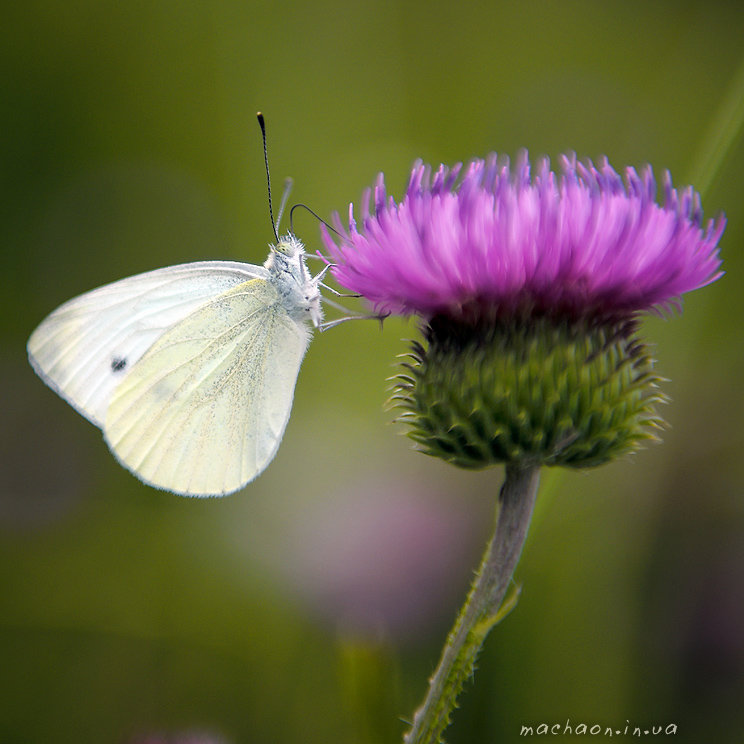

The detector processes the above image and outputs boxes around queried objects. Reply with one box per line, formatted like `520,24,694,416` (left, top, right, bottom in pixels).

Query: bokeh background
2,1,743,742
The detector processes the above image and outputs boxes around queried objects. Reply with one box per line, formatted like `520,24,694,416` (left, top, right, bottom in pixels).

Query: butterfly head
265,234,305,273
264,234,323,328
273,234,305,258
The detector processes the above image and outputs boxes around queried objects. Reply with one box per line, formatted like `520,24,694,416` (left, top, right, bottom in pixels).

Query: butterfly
27,231,335,497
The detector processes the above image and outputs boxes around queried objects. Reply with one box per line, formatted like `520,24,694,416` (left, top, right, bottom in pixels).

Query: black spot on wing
111,356,127,372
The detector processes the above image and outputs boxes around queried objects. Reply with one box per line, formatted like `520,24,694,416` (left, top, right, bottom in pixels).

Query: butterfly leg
318,311,389,332
319,282,362,298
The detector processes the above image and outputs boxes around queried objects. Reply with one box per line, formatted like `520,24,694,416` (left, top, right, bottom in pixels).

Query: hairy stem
403,463,541,744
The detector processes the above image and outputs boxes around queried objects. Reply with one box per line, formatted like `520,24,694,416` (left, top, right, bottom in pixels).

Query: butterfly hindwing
27,261,267,427
104,278,310,496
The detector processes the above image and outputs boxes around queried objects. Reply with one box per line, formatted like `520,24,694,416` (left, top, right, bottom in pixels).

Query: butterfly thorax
264,234,323,328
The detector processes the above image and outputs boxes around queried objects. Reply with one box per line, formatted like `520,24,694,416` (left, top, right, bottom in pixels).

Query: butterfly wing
103,278,310,497
28,261,267,427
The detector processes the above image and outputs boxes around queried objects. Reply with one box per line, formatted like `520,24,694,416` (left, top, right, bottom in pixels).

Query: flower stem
403,463,541,744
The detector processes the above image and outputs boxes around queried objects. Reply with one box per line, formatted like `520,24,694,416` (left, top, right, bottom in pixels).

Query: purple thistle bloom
320,151,727,744
322,153,724,319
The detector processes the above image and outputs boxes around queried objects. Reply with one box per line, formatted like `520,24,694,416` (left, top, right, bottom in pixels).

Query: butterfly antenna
257,112,279,242
289,202,342,238
276,178,293,233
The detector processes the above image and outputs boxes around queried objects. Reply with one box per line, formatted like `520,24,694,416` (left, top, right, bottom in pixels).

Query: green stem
403,463,541,744
686,53,744,198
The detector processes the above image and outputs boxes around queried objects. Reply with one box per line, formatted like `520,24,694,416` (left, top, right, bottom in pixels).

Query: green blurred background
2,1,743,742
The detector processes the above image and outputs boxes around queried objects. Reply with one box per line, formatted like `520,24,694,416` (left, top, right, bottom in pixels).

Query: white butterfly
27,235,332,497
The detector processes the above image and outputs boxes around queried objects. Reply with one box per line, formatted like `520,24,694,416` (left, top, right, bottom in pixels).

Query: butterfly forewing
27,261,267,427
104,278,310,496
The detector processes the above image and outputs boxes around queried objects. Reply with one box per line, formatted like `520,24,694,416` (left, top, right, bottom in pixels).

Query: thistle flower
322,151,725,744
324,153,723,319
322,153,725,469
